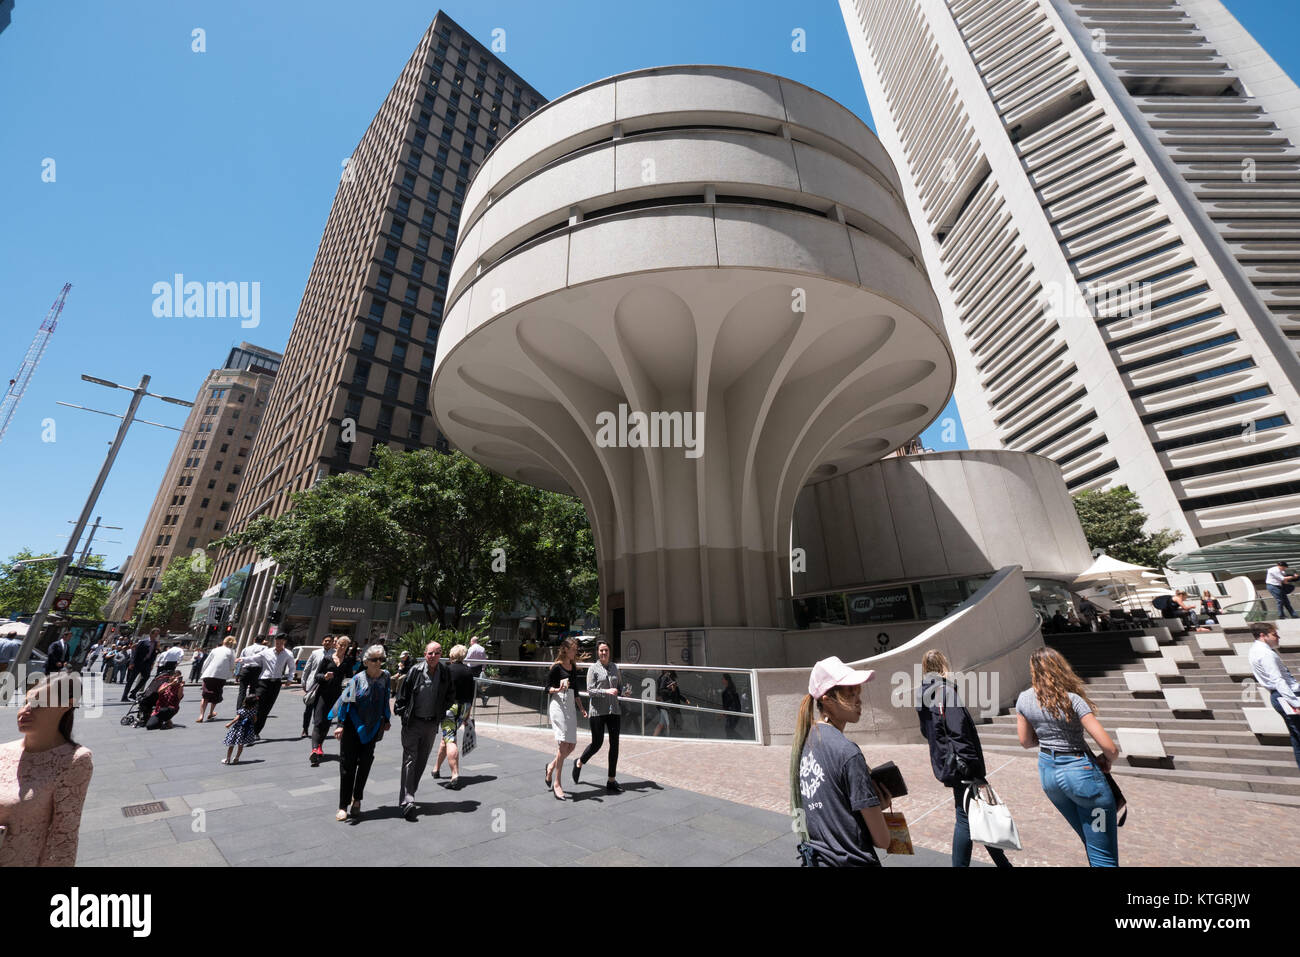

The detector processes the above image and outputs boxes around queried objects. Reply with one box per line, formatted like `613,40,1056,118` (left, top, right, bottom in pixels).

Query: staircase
979,622,1300,804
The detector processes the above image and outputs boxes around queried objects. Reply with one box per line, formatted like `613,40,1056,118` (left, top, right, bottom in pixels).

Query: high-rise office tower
840,0,1300,547
210,12,544,646
107,343,282,627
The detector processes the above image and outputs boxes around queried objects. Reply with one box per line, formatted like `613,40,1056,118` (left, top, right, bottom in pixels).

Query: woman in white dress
543,637,588,800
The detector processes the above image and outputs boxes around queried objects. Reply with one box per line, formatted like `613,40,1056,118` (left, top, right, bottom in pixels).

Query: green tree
1072,485,1183,568
507,489,598,632
134,552,213,633
213,448,596,631
0,549,111,619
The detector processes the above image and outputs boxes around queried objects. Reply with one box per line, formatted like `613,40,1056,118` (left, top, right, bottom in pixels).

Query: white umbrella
1072,555,1167,613
0,621,28,637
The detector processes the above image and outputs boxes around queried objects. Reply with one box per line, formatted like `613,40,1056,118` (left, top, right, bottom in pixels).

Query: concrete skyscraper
210,12,544,646
840,0,1300,548
107,343,281,627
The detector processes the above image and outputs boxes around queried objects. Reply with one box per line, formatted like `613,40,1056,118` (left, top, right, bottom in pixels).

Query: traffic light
266,608,282,624
272,582,287,603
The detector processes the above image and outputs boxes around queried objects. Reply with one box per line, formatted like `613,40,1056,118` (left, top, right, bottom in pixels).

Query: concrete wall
754,565,1042,747
793,449,1092,595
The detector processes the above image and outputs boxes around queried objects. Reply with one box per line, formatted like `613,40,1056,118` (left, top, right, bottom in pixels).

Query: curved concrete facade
433,66,954,633
792,449,1092,595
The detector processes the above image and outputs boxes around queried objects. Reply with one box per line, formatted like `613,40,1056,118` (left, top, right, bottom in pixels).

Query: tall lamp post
11,374,192,673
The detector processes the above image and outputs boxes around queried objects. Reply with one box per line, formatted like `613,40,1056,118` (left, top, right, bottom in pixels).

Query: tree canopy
0,549,112,619
1072,485,1183,568
213,448,598,631
134,552,213,633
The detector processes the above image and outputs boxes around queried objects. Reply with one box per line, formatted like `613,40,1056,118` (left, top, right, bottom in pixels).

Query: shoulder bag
963,779,1022,851
1088,750,1127,826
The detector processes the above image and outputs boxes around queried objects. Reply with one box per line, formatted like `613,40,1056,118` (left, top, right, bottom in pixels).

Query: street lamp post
11,374,192,674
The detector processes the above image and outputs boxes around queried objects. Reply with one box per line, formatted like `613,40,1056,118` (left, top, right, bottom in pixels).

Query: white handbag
963,780,1022,851
456,716,477,757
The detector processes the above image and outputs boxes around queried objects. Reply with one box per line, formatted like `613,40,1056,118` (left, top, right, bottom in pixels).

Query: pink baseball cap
808,656,874,699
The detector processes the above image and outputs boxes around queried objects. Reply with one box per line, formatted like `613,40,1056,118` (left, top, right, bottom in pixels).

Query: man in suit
44,633,70,673
121,629,160,701
393,642,451,820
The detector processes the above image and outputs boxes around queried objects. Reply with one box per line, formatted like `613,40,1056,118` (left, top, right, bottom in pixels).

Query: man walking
251,635,296,737
465,635,489,705
1249,621,1300,771
301,636,335,737
234,636,269,711
394,641,451,821
44,632,69,674
156,642,184,674
1265,560,1298,619
121,629,160,701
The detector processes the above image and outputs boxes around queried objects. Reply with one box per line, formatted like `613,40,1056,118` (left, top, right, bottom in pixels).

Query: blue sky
0,0,1294,573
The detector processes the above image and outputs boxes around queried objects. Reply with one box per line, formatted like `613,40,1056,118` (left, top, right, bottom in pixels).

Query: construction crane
0,282,71,446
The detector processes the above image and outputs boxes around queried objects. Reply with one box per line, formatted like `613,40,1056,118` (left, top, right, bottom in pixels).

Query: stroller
119,674,167,727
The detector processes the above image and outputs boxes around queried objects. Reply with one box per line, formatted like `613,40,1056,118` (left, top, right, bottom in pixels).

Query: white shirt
1266,566,1291,587
253,646,297,681
236,642,268,671
465,643,487,663
159,647,185,666
201,646,236,681
1249,639,1300,708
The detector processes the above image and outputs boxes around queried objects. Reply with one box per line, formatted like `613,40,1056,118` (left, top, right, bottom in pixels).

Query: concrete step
980,739,1298,775
981,745,1300,795
979,725,1276,746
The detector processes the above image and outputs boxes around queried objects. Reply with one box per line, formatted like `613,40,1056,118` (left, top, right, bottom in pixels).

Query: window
414,381,429,408
401,172,417,191
425,320,440,344
227,428,234,436
378,405,394,432
410,258,425,281
213,461,222,471
201,498,210,508
187,537,197,549
396,197,410,217
361,329,378,354
383,244,398,264
208,480,216,489
409,414,424,440
369,300,386,322
353,359,372,388
389,218,405,240
220,443,229,453
213,522,224,532
227,483,237,493
376,271,393,295
220,501,231,512
345,394,363,419
416,233,430,255
384,371,401,396
392,341,408,364
404,285,419,307
420,352,434,375
398,311,414,334
232,465,242,476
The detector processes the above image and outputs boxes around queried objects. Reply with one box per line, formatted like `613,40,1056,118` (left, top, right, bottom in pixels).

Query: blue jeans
1038,751,1118,866
1269,691,1300,772
951,784,1012,868
1268,585,1297,619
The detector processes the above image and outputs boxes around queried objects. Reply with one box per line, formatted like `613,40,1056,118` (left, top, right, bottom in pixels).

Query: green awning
1167,525,1300,576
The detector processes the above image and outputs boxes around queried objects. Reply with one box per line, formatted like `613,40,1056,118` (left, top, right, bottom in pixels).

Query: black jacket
393,659,452,721
916,674,986,786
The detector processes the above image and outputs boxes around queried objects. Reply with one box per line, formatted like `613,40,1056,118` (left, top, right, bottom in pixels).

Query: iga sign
846,586,916,624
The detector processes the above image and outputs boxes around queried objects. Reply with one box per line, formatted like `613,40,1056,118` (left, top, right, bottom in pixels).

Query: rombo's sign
846,586,916,624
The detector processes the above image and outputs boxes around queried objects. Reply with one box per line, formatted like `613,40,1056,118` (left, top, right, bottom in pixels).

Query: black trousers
236,666,262,710
339,720,377,809
302,698,315,735
311,690,341,749
122,666,151,701
579,713,620,778
146,707,178,730
254,678,282,734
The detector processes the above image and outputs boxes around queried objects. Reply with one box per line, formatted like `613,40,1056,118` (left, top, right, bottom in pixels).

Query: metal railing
467,659,761,743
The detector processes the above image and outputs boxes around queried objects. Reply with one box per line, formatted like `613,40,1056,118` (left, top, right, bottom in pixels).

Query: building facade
106,342,281,627
433,65,955,661
209,12,544,647
840,0,1300,548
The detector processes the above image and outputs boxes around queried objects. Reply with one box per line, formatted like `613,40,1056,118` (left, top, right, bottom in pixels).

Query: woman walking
188,647,207,684
543,637,587,800
309,637,350,767
431,644,476,789
572,639,623,792
790,657,891,866
197,636,237,723
916,650,1012,868
1017,646,1120,866
0,673,94,866
332,644,391,822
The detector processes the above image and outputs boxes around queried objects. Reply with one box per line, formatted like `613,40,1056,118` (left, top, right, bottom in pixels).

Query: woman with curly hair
1016,646,1120,865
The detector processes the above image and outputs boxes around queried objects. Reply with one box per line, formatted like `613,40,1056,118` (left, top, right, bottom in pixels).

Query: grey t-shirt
799,723,881,866
1016,688,1092,751
586,661,621,716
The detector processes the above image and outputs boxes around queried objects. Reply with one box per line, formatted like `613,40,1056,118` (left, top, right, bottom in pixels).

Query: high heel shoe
544,763,553,789
552,785,566,801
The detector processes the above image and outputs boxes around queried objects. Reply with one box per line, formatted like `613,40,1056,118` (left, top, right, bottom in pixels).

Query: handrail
475,674,756,719
486,657,755,673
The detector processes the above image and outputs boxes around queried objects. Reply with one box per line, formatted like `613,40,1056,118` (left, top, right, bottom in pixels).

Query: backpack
919,678,984,786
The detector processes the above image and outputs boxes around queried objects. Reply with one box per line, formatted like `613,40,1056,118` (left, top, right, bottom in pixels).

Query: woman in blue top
331,644,391,823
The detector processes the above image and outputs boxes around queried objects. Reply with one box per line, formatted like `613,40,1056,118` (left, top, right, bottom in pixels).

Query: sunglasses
365,657,384,664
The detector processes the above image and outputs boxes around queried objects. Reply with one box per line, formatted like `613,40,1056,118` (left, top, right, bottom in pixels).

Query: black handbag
1088,750,1127,827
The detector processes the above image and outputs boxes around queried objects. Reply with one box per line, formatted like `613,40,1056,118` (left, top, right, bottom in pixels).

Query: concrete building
209,12,544,647
432,65,954,662
839,0,1300,549
106,343,281,627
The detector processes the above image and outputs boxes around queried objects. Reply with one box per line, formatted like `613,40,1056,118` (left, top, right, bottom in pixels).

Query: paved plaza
8,682,1297,867
31,687,962,868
